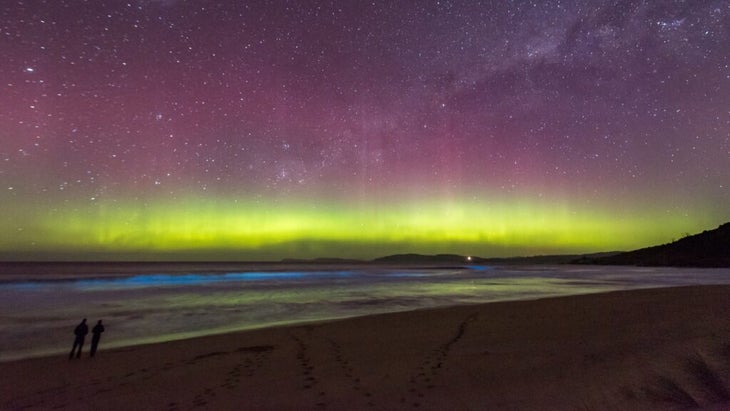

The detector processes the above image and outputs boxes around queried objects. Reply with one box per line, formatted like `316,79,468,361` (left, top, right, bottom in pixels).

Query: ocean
2,264,730,362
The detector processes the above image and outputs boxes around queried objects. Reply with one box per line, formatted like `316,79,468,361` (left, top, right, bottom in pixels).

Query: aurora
1,1,728,261
1,195,717,260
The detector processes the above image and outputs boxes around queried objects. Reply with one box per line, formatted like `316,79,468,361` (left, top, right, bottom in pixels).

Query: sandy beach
3,285,730,410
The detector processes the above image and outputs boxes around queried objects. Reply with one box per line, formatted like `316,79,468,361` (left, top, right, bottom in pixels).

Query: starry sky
1,0,729,261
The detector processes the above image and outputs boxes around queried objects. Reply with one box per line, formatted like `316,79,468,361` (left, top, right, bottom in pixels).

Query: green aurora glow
2,2,729,261
1,196,718,260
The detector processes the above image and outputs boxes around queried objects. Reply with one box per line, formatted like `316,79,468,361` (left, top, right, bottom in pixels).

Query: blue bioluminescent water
12,270,354,290
2,265,730,362
73,272,310,288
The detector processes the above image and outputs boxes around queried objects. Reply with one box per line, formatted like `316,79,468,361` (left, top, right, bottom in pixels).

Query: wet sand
3,285,730,410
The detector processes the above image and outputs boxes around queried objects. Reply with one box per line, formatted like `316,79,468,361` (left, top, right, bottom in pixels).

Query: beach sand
3,285,730,410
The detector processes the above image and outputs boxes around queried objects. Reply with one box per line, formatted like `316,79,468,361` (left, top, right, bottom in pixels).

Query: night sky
1,1,729,260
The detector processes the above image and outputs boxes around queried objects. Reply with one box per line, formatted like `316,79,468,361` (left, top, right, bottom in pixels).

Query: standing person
69,318,88,359
90,320,105,357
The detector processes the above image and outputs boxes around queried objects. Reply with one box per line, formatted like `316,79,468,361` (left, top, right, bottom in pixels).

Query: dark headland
575,222,730,267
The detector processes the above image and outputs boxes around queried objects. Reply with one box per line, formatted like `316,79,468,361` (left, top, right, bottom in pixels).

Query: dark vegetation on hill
479,252,620,265
574,223,730,267
371,253,481,265
371,252,621,266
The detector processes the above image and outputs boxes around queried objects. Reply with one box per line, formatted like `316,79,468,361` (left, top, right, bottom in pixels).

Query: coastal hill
576,222,730,267
372,253,483,265
372,252,620,266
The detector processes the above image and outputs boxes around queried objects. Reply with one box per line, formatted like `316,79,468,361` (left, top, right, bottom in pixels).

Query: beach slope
3,285,730,410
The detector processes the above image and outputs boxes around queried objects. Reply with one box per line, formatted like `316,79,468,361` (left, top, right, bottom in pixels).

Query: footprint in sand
189,386,220,408
327,337,377,407
216,346,275,391
406,313,476,405
290,331,331,409
237,345,274,377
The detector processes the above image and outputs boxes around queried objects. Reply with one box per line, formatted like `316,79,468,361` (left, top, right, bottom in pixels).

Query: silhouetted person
69,318,88,359
90,320,105,357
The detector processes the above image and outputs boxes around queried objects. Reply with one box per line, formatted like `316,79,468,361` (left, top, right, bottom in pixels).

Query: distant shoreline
0,251,613,278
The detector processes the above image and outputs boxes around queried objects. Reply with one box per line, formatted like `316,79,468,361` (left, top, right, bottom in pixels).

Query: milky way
1,1,729,260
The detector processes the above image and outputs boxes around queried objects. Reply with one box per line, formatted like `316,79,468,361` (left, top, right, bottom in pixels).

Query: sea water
2,265,730,362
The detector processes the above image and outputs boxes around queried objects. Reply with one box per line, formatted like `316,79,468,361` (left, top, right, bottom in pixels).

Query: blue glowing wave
3,271,357,290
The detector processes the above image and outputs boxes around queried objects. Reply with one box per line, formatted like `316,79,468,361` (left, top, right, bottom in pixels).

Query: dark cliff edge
573,223,730,267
